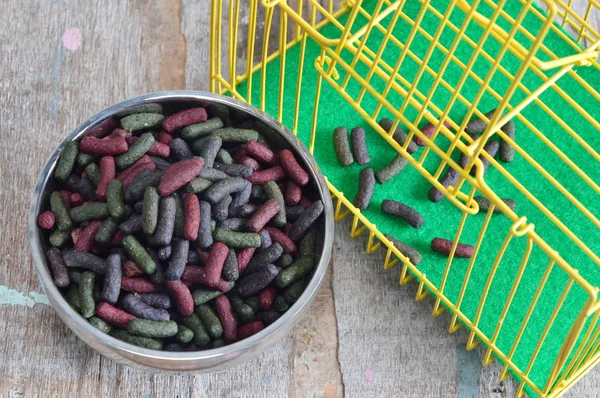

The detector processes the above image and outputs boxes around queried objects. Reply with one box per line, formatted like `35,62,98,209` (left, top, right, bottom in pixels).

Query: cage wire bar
209,0,600,396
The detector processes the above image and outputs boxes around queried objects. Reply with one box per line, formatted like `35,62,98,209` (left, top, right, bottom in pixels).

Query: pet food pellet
276,256,313,288
285,205,304,222
431,237,474,258
175,325,194,344
74,220,103,252
77,152,99,168
192,288,223,306
375,154,408,184
163,107,207,133
158,131,174,145
473,196,516,213
172,192,184,237
216,148,233,165
96,302,135,329
222,248,239,282
258,288,276,311
212,195,231,222
236,248,256,274
288,200,324,241
196,135,222,168
94,217,117,243
238,156,261,171
238,321,265,340
247,199,280,232
229,296,256,324
70,192,85,207
259,229,272,249
247,166,285,185
276,253,294,268
94,156,115,200
46,248,70,287
284,181,301,206
122,260,144,278
237,204,257,218
115,132,155,170
256,309,281,326
199,166,229,181
165,279,194,316
117,103,163,118
66,284,81,310
471,140,499,176
120,113,165,132
78,271,96,318
49,230,71,247
250,184,265,200
274,296,289,312
218,217,247,231
138,293,171,309
127,136,170,158
203,176,246,204
235,264,279,298
119,213,143,235
185,177,213,194
63,249,107,274
333,126,353,166
428,167,459,202
244,297,260,314
141,186,160,235
263,181,286,227
384,234,422,266
499,121,515,162
213,127,258,143
181,117,224,140
54,141,79,182
214,229,261,248
158,158,204,196
197,201,213,249
465,108,504,136
122,235,156,274
105,179,125,220
38,210,55,230
246,140,276,165
381,200,424,229
213,295,238,343
85,117,118,138
299,229,316,258
169,138,194,161
279,149,309,186
350,127,370,166
64,174,97,202
353,168,375,210
58,190,73,209
121,276,158,293
196,304,223,339
149,156,170,171
84,163,101,187
415,120,452,146
264,227,297,254
379,118,418,154
89,316,113,333
124,168,163,203
201,242,228,288
165,238,189,281
154,196,176,246
122,294,170,322
283,281,304,304
181,193,200,241
214,162,253,178
127,318,178,339
117,156,156,189
181,313,211,346
245,243,283,275
111,329,163,350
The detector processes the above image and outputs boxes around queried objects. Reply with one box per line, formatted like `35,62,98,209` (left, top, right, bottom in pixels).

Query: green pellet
95,217,119,243
127,318,178,338
54,141,79,182
473,196,516,214
276,253,294,269
66,284,81,310
229,295,255,324
212,128,259,143
499,121,515,163
142,187,160,234
210,339,226,349
263,181,286,227
111,329,163,350
50,191,72,231
84,163,101,187
245,297,259,314
120,113,164,132
274,296,289,312
299,229,316,258
216,148,233,165
375,154,408,184
50,229,71,247
283,281,304,304
333,127,354,167
116,132,155,169
181,117,224,140
196,304,223,339
69,270,83,285
185,177,213,193
117,103,163,117
192,288,222,306
122,235,157,274
89,316,112,333
276,256,313,288
175,324,194,344
69,203,109,223
384,234,422,266
76,152,99,168
181,313,211,346
173,192,184,237
214,229,261,248
107,179,126,220
78,271,96,318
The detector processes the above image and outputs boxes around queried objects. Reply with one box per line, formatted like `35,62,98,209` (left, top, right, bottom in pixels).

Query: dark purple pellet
353,168,375,210
245,243,283,275
158,245,172,261
101,254,122,304
64,174,97,202
381,199,424,228
218,217,247,231
134,200,145,213
259,229,272,249
471,140,499,176
229,180,252,216
187,249,200,265
428,167,459,202
154,196,176,245
46,248,70,288
235,263,279,298
256,309,282,326
250,185,264,200
214,162,253,178
119,213,143,234
148,155,171,171
288,200,324,242
169,138,193,161
204,176,247,204
237,203,257,218
350,127,370,166
124,168,163,203
138,293,171,309
212,194,232,222
122,293,170,321
196,135,222,168
148,249,167,285
199,167,228,181
165,238,189,281
197,201,213,249
222,248,239,282
285,205,305,221
62,249,107,274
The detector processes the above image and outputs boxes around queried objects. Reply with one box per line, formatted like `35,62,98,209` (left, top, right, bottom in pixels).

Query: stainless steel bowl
29,91,334,372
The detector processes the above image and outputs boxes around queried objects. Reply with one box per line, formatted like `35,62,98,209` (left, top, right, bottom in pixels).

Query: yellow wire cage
209,0,600,396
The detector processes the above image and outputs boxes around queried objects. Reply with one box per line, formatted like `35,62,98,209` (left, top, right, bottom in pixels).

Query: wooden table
1,1,598,396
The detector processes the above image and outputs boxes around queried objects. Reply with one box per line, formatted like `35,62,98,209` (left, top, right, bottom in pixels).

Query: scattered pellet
428,167,459,202
499,121,515,162
473,196,516,213
375,154,408,184
384,234,422,266
350,127,370,166
353,168,375,210
333,127,353,166
431,237,474,258
381,199,424,229
379,118,418,154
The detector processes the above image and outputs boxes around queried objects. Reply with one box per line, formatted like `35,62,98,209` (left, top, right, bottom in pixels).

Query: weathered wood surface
1,0,599,397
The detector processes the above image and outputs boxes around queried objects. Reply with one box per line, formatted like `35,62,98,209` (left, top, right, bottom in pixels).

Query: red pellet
238,156,261,171
181,265,232,292
80,136,129,155
245,140,276,164
213,295,237,343
123,260,145,277
265,227,297,254
59,190,73,209
204,242,229,287
232,148,247,162
236,248,256,274
279,149,309,186
37,210,55,229
106,128,130,139
127,136,170,158
117,155,156,189
247,166,285,185
96,156,116,200
247,199,280,232
182,193,200,241
121,276,159,293
111,231,126,246
415,121,452,146
74,221,102,252
71,227,82,245
194,248,209,264
86,117,118,138
96,302,135,329
158,131,173,145
431,237,474,258
165,279,194,316
70,192,85,207
299,195,312,207
258,288,276,311
237,321,265,340
285,181,301,206
282,223,292,236
162,107,208,133
158,158,204,196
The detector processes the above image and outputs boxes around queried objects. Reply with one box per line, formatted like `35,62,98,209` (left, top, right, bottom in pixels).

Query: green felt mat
233,1,600,394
